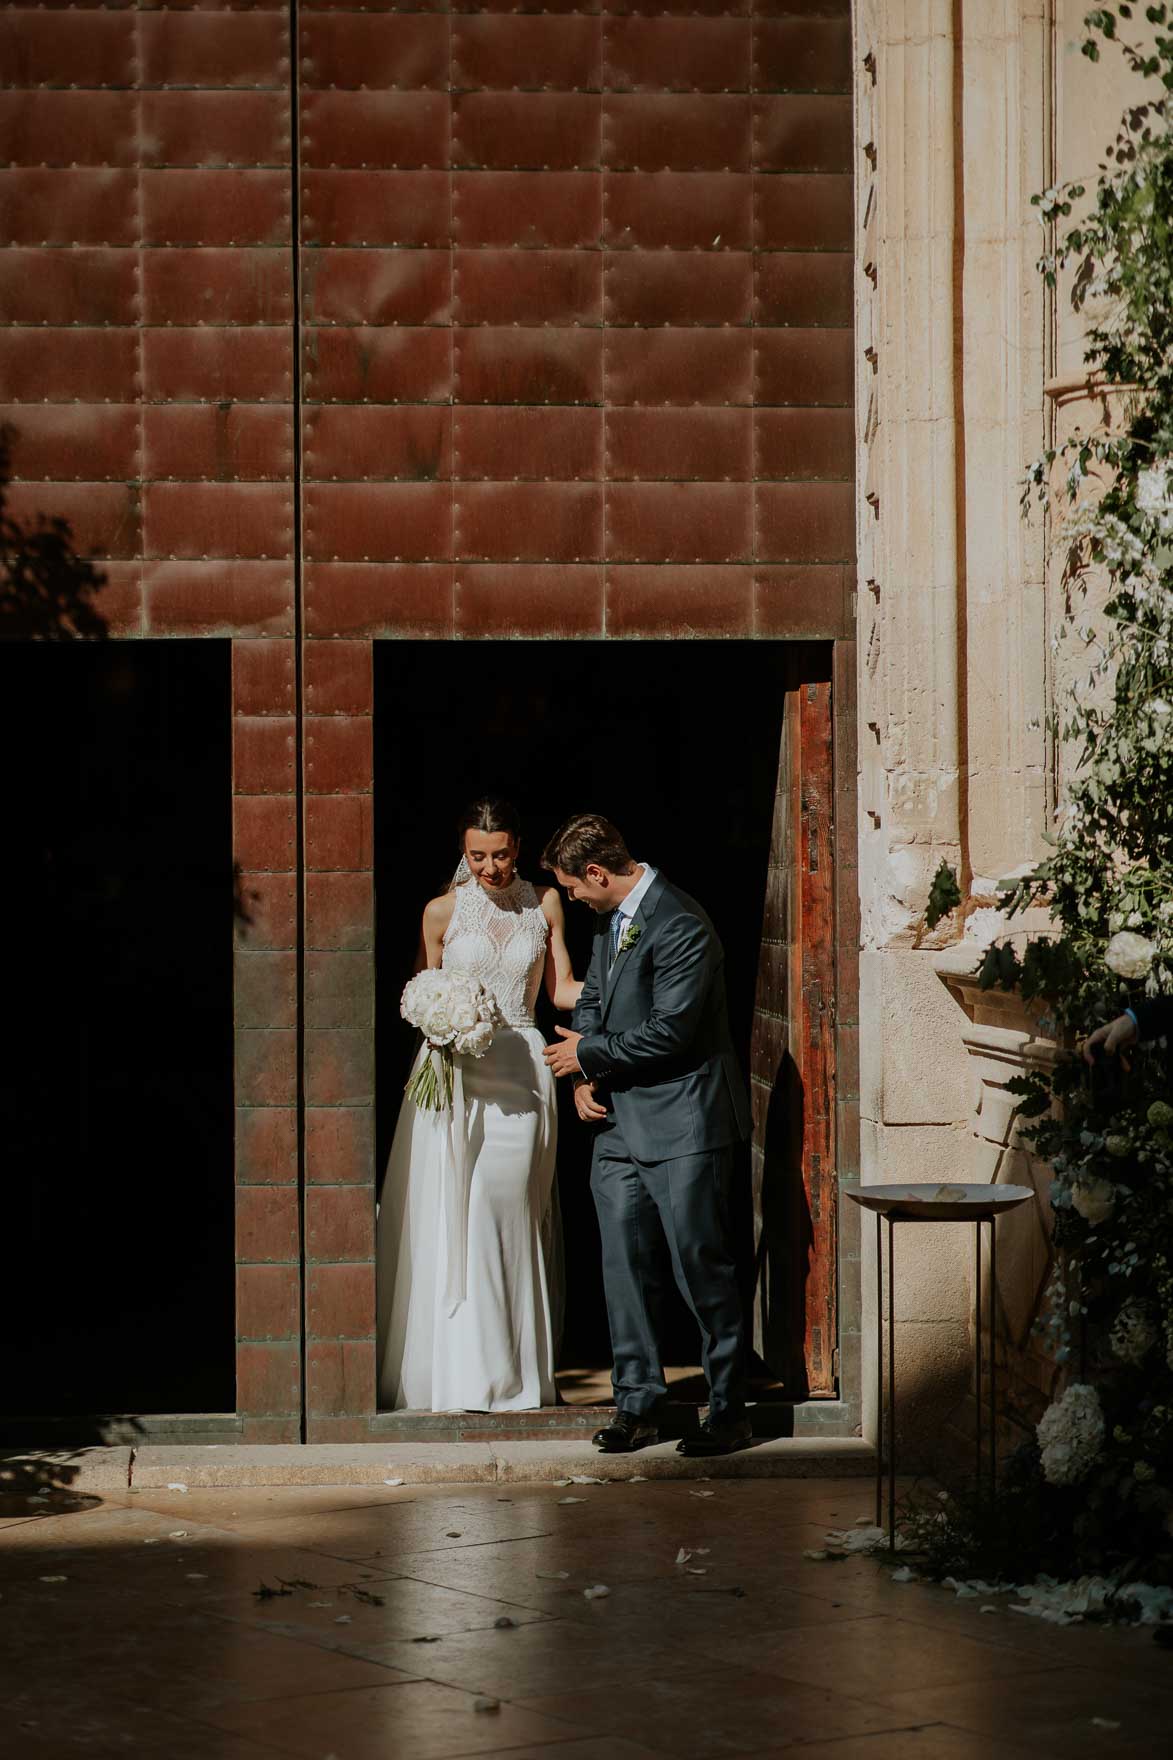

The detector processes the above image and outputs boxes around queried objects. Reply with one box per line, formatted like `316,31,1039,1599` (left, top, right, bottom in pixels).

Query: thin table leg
974,1220,982,1498
875,1211,883,1531
989,1217,997,1488
887,1217,896,1550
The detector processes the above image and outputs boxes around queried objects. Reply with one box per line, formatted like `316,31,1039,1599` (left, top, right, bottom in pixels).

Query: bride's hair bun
457,796,521,845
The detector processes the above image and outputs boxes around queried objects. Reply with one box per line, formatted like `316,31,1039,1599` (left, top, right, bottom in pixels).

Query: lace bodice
443,876,549,1028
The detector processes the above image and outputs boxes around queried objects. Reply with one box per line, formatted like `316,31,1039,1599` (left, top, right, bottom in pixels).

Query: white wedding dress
376,875,558,1411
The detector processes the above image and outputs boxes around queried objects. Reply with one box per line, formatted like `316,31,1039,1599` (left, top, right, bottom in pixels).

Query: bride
376,797,582,1412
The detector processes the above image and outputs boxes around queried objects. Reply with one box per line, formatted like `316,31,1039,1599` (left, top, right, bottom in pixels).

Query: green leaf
925,859,962,929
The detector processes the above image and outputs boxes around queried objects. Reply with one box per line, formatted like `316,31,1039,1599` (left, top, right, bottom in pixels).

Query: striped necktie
610,910,624,964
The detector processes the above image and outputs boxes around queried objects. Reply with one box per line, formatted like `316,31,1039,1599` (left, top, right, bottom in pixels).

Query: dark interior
373,640,801,1390
0,641,235,1419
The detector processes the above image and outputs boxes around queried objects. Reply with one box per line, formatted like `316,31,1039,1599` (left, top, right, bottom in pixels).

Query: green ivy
926,859,962,929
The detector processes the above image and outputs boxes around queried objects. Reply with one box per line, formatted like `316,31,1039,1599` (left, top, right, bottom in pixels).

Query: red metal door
751,651,838,1397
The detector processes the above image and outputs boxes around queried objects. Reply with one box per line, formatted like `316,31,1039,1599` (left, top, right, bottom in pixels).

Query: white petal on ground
308,1601,332,1607
825,1526,892,1555
166,1483,188,1493
168,1531,189,1539
383,1478,404,1487
536,1570,570,1580
569,1475,605,1484
1091,1720,1122,1731
582,1584,611,1600
334,1615,352,1625
686,1568,707,1575
628,1475,647,1482
675,1547,693,1564
803,1549,829,1561
558,1496,586,1505
185,1573,208,1581
39,1575,67,1583
688,1490,715,1499
890,1565,917,1583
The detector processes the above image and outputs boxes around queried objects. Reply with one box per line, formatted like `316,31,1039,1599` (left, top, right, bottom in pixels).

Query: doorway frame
298,627,860,1445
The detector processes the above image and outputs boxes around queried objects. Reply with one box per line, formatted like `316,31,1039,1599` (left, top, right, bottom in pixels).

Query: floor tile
874,1664,1173,1757
517,1667,922,1756
225,1575,552,1656
752,1725,1040,1760
205,1677,584,1758
376,1614,712,1700
704,1611,1050,1698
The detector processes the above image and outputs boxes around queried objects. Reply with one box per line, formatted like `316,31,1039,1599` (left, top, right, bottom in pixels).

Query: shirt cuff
1125,1007,1140,1034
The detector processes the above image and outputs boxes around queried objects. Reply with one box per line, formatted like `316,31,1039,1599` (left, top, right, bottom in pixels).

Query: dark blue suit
573,872,752,1420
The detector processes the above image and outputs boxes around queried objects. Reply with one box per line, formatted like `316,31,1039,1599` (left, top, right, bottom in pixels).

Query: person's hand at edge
1083,1012,1138,1065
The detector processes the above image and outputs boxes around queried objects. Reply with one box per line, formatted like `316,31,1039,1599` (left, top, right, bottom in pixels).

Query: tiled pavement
1,1476,1169,1758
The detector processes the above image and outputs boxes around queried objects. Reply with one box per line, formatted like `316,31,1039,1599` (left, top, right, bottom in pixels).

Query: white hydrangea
1070,1176,1116,1225
1037,1383,1105,1486
1136,462,1173,533
1110,1302,1157,1364
1105,930,1156,980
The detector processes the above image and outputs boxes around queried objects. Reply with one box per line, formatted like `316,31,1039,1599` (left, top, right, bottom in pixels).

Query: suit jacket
572,871,752,1163
1133,995,1173,1042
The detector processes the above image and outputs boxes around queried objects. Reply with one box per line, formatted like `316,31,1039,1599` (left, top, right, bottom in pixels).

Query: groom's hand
574,1080,607,1122
543,1026,582,1078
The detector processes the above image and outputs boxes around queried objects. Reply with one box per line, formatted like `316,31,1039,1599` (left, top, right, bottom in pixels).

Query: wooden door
750,651,837,1398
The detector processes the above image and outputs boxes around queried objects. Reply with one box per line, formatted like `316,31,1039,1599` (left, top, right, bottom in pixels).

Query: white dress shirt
574,865,656,1077
611,862,657,948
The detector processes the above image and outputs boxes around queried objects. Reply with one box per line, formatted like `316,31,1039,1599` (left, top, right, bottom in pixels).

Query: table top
846,1183,1035,1221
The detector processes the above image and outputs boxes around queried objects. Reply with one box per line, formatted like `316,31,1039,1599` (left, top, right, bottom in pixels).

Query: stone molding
934,945,1059,1408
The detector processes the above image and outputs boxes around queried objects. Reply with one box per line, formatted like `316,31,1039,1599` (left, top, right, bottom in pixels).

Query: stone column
855,0,972,1461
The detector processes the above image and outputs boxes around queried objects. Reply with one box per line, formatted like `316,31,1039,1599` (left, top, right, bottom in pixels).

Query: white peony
1104,930,1156,980
400,969,500,1109
1110,1302,1157,1364
1037,1383,1105,1485
1070,1176,1116,1225
460,1019,494,1058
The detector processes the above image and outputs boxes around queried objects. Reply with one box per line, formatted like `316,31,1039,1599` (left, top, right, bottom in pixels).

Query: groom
542,814,753,1455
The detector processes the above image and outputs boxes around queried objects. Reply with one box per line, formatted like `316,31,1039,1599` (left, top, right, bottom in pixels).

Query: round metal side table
847,1183,1035,1551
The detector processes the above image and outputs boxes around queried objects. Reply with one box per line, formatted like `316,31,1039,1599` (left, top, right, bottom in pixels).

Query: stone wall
853,0,1150,1465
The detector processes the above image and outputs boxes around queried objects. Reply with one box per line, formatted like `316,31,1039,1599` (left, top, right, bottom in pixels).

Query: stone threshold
8,1436,875,1492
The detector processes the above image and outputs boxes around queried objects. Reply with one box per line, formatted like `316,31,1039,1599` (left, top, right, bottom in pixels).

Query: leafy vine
935,4,1173,1586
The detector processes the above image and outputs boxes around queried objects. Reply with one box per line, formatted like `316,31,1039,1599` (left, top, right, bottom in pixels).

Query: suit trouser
590,1123,747,1420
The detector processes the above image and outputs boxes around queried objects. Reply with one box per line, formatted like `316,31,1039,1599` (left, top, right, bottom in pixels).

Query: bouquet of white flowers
400,968,499,1111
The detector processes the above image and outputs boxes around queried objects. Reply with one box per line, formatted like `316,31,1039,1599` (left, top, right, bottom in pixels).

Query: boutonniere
618,922,642,954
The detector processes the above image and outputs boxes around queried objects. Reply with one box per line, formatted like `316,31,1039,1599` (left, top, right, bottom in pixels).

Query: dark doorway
374,640,828,1393
0,641,235,1420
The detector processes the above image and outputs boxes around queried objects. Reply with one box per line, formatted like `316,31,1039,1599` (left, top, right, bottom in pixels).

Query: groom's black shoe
592,1411,659,1453
676,1414,753,1457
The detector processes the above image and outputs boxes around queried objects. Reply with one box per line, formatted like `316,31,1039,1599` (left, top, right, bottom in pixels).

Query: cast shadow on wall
755,1048,814,1409
0,431,235,1432
0,429,109,642
0,430,122,1454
